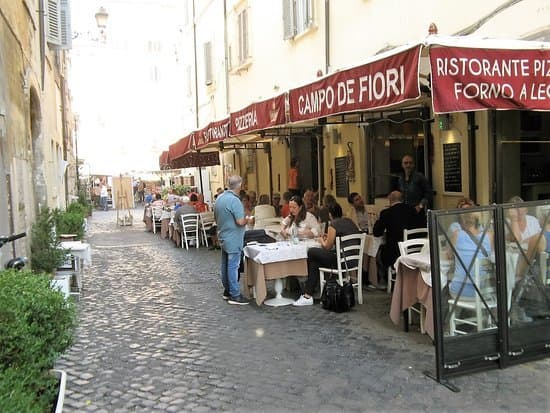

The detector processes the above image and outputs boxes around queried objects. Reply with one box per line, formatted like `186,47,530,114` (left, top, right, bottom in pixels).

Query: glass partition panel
501,200,550,364
430,206,501,379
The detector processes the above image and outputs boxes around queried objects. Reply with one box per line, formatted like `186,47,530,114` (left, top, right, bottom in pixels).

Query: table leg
264,278,294,307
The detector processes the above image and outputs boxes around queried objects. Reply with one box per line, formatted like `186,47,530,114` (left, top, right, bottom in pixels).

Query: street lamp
95,7,109,31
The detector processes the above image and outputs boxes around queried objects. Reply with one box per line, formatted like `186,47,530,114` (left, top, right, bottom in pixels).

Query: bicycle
0,232,28,270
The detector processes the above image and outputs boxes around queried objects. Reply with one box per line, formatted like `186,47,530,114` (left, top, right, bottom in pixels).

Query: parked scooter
0,232,28,270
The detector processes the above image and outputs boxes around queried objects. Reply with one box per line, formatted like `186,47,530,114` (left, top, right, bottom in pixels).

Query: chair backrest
403,227,428,241
151,206,164,221
199,211,215,229
181,213,199,231
398,238,429,256
335,233,367,274
254,216,282,230
540,251,549,285
254,204,276,220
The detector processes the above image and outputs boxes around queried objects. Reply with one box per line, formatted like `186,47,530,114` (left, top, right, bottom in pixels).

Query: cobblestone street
56,209,550,412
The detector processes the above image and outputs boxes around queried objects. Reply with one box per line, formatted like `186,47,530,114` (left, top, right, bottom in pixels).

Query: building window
204,41,213,86
283,0,313,40
237,8,249,64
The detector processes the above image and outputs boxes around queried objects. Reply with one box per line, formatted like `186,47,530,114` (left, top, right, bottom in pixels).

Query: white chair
540,251,549,285
448,259,498,335
180,213,200,249
397,237,430,333
319,233,367,305
253,205,277,229
199,211,216,247
387,229,428,293
151,206,164,234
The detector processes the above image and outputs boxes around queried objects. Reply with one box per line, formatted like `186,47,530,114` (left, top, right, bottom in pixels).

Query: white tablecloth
60,241,92,266
243,240,320,264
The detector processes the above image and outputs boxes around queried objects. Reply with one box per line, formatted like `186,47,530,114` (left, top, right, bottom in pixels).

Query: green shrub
30,208,66,274
0,269,76,411
55,207,85,240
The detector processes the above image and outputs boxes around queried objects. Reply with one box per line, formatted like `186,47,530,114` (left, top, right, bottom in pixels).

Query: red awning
229,94,287,135
170,152,220,169
288,44,421,122
168,135,193,160
429,44,550,113
194,117,230,150
159,151,170,169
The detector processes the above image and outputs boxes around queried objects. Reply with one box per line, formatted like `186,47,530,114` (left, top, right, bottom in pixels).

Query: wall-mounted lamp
95,7,109,30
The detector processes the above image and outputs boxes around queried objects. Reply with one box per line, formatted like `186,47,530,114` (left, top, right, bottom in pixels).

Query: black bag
244,229,276,245
321,277,355,313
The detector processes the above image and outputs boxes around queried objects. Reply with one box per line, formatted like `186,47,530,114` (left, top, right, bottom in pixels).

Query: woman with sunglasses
280,196,320,240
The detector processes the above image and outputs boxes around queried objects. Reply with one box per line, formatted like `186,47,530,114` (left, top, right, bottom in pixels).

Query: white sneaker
293,295,313,306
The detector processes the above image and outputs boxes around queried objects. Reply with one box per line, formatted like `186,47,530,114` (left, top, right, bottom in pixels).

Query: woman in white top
280,196,320,240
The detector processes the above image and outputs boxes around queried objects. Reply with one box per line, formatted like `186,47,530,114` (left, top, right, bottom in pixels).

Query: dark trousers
305,247,337,296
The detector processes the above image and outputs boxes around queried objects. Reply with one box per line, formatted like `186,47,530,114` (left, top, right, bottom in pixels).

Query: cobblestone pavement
56,208,550,412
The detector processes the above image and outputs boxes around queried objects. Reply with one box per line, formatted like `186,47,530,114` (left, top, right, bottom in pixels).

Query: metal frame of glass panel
427,200,550,388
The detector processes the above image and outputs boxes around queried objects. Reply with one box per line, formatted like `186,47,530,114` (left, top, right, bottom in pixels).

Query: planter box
51,273,71,299
51,369,67,413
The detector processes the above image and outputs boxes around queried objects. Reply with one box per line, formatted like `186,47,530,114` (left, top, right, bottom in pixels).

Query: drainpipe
467,112,477,202
192,0,199,129
223,0,230,114
324,0,330,75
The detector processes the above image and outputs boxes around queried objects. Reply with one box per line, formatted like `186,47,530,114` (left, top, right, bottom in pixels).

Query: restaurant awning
426,35,550,113
159,151,170,170
288,43,422,123
165,133,220,169
229,93,287,135
194,117,230,151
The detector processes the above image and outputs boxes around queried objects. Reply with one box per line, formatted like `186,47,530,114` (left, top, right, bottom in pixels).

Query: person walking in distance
288,157,300,197
214,175,254,305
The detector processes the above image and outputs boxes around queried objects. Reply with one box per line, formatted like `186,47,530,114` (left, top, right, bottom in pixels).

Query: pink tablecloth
389,264,434,339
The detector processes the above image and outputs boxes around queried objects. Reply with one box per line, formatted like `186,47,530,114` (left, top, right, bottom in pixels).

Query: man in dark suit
373,191,421,284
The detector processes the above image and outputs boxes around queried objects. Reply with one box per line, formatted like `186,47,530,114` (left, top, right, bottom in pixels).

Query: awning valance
229,93,287,135
170,151,220,169
288,44,422,122
194,117,230,150
427,37,550,113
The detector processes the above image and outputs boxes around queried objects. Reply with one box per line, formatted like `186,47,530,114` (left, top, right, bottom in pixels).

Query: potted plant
0,269,77,411
30,207,67,275
54,204,86,241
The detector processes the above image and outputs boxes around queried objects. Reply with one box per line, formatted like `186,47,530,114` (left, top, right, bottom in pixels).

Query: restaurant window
204,41,213,86
283,0,314,40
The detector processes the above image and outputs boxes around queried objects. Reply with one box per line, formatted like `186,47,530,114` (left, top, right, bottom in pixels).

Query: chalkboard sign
335,157,349,198
443,143,462,193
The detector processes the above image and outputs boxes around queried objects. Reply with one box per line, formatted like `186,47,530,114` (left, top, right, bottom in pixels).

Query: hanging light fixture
95,6,109,30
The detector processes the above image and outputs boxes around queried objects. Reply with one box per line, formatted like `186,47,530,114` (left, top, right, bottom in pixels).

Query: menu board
443,143,462,193
335,157,349,198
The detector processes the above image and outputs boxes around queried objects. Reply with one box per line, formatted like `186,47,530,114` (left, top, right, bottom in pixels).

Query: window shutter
282,0,295,40
46,0,62,46
238,8,249,63
204,41,213,85
59,0,72,49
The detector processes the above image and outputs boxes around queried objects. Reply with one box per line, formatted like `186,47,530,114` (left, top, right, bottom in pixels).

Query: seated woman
506,196,546,278
280,196,320,240
293,202,359,306
449,210,494,299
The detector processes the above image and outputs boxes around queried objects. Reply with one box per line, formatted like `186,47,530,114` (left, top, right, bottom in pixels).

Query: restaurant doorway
366,109,428,203
495,111,550,203
289,133,319,194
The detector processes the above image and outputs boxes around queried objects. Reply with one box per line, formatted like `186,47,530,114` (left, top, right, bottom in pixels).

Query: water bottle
290,225,299,244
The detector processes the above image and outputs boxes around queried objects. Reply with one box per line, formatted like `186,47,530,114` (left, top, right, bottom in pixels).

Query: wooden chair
199,211,216,247
151,206,164,234
180,213,200,249
319,233,367,305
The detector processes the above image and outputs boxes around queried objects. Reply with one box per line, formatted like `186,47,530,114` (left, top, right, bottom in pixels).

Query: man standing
214,175,253,305
288,157,300,197
398,154,432,213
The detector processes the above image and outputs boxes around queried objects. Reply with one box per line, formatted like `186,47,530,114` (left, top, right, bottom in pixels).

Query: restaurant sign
194,117,230,150
288,45,421,122
430,47,550,113
230,94,287,135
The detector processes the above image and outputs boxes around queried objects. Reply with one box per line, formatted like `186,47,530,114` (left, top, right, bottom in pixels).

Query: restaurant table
59,241,92,291
242,239,319,306
160,210,171,239
389,249,435,339
143,206,153,231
